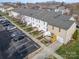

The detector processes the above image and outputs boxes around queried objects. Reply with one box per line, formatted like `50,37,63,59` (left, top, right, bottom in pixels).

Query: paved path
49,40,63,52
32,46,63,59
33,40,63,59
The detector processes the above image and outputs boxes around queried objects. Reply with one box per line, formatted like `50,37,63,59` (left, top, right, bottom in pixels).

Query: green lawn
0,24,3,29
25,27,33,32
45,55,57,59
30,30,41,37
56,29,79,59
0,11,6,16
37,35,44,40
41,38,49,46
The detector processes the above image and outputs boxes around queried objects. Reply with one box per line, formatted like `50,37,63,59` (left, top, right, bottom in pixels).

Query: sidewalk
33,40,63,59
49,40,63,52
32,46,63,59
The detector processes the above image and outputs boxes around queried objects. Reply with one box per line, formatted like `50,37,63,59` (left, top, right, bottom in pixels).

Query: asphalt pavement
0,17,40,59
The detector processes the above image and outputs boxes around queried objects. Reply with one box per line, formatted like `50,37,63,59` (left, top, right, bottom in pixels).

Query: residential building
55,6,70,15
0,6,6,12
0,5,14,13
72,10,79,27
9,8,76,44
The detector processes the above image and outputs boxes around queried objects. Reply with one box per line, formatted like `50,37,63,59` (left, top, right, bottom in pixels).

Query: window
44,22,45,25
52,26,54,30
46,28,48,31
59,28,61,32
33,22,34,25
39,20,40,23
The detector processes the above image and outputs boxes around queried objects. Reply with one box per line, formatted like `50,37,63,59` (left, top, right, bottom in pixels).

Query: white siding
65,23,76,44
10,11,19,18
21,16,48,32
0,8,6,12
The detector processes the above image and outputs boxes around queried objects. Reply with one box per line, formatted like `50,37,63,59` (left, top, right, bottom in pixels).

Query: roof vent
30,13,33,15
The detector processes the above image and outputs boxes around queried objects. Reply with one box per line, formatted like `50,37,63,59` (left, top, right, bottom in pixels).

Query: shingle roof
12,8,75,30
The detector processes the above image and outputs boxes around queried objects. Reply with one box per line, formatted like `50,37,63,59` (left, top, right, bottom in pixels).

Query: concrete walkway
32,40,63,59
53,53,63,59
49,40,63,52
32,45,63,59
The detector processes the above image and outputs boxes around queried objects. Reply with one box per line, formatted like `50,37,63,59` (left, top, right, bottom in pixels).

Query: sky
0,0,79,3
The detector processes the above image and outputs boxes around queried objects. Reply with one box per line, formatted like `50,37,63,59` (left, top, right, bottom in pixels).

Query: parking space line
15,40,30,49
25,37,31,42
19,44,33,53
34,44,39,49
0,16,41,59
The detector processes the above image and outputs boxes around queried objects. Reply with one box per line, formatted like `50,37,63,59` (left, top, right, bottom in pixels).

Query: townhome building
9,8,76,44
0,5,14,13
55,6,70,15
0,6,6,12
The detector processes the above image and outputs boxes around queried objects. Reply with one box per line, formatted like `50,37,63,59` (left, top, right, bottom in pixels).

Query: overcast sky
0,0,79,3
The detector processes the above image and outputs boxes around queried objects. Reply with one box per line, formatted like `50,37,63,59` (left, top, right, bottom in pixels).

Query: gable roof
12,8,75,30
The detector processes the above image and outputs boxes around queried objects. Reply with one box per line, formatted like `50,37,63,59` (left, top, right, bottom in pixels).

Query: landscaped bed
30,30,41,37
56,29,79,59
37,35,44,40
41,38,50,46
25,27,33,32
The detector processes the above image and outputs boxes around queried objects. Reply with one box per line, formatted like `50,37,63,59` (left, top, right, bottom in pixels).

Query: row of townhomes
8,8,76,44
0,4,14,12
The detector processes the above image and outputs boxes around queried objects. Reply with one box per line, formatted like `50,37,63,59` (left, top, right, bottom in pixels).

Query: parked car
5,25,16,30
12,35,25,42
11,30,25,37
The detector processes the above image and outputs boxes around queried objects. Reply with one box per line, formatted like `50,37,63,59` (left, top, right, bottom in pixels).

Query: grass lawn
0,24,3,29
56,29,79,59
41,38,49,46
0,11,6,16
25,27,33,32
30,30,41,37
37,35,44,40
45,55,57,59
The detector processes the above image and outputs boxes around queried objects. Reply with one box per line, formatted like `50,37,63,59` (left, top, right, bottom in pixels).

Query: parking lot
0,16,40,59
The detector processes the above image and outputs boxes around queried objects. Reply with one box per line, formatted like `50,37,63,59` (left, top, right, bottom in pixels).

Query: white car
6,25,16,30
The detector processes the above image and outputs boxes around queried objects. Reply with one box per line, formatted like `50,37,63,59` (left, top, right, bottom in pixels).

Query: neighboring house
9,8,76,44
6,7,14,11
72,10,79,27
55,6,70,15
0,6,6,12
9,11,20,18
0,6,14,13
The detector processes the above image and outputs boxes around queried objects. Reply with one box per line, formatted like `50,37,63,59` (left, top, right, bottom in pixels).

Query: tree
73,30,78,40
